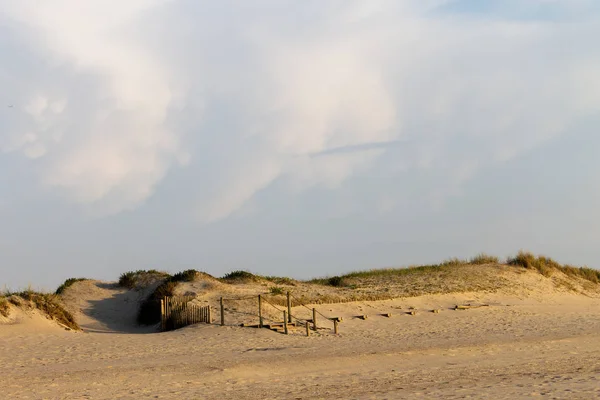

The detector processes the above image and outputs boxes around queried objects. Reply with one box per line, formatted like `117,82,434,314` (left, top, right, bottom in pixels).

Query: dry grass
470,253,500,265
263,276,297,286
0,297,9,317
507,251,600,283
55,278,88,295
1,290,79,330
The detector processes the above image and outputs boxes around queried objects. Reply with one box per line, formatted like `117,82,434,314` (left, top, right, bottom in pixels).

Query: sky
1,0,600,291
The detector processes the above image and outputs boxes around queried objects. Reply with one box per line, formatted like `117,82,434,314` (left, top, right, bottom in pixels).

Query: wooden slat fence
161,296,212,331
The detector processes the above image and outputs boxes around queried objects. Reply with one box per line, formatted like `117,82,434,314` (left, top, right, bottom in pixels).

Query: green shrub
327,276,347,287
269,286,285,295
170,269,198,282
55,278,87,295
119,271,139,289
222,270,257,282
119,270,171,289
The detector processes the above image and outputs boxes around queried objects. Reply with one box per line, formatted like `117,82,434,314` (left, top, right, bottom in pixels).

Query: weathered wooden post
208,306,212,324
258,295,263,328
287,292,292,323
283,311,288,335
160,298,165,331
305,321,310,337
334,319,339,334
312,308,317,331
220,297,225,326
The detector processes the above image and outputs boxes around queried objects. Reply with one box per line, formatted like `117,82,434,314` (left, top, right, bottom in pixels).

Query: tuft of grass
55,278,88,295
507,251,558,277
221,270,258,282
0,297,9,317
137,269,200,326
269,286,285,295
118,271,138,289
170,269,199,282
469,253,500,265
441,257,468,266
507,251,600,283
119,270,171,289
263,276,296,286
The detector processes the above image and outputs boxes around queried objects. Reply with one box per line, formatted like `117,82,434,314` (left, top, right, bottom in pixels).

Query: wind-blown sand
2,267,600,399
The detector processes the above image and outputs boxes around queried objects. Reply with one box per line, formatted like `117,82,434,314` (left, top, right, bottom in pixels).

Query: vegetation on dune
118,269,171,289
0,297,9,317
55,278,88,295
310,262,457,286
469,253,500,265
507,251,600,283
263,276,296,286
222,271,297,286
309,251,600,289
221,270,259,282
0,289,79,330
137,269,200,326
269,286,285,295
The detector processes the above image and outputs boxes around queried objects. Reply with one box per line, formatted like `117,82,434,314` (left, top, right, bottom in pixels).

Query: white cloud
1,1,599,220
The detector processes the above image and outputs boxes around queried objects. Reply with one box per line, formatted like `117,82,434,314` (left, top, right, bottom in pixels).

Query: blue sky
1,1,600,290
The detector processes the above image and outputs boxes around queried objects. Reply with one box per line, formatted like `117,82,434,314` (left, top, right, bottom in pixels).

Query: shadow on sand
81,282,159,334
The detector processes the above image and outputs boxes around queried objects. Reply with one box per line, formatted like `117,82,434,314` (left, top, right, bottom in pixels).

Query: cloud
1,0,186,214
1,1,599,220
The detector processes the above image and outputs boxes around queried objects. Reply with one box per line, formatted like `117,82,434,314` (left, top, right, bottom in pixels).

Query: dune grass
0,297,9,317
118,269,171,289
263,276,296,286
221,270,259,282
310,261,460,287
0,289,79,330
309,252,599,288
470,253,500,265
55,278,88,295
222,271,297,286
507,251,600,283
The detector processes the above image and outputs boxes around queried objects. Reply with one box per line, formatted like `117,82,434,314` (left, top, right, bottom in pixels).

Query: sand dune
2,264,600,399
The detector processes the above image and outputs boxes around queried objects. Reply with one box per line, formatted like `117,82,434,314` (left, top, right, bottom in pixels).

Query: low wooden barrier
160,296,211,331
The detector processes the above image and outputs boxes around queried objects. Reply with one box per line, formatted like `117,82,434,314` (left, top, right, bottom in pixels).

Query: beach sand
2,271,600,399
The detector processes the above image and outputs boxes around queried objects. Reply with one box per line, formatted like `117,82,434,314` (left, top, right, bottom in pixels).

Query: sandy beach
2,269,600,399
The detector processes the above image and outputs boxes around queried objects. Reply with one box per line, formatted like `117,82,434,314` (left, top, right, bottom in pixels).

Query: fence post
283,311,288,335
160,298,165,331
258,295,263,328
208,306,212,324
334,319,339,334
220,297,225,326
312,308,317,331
305,321,310,337
287,292,292,323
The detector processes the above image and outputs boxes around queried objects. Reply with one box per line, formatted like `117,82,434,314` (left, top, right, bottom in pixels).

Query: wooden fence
160,296,212,331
